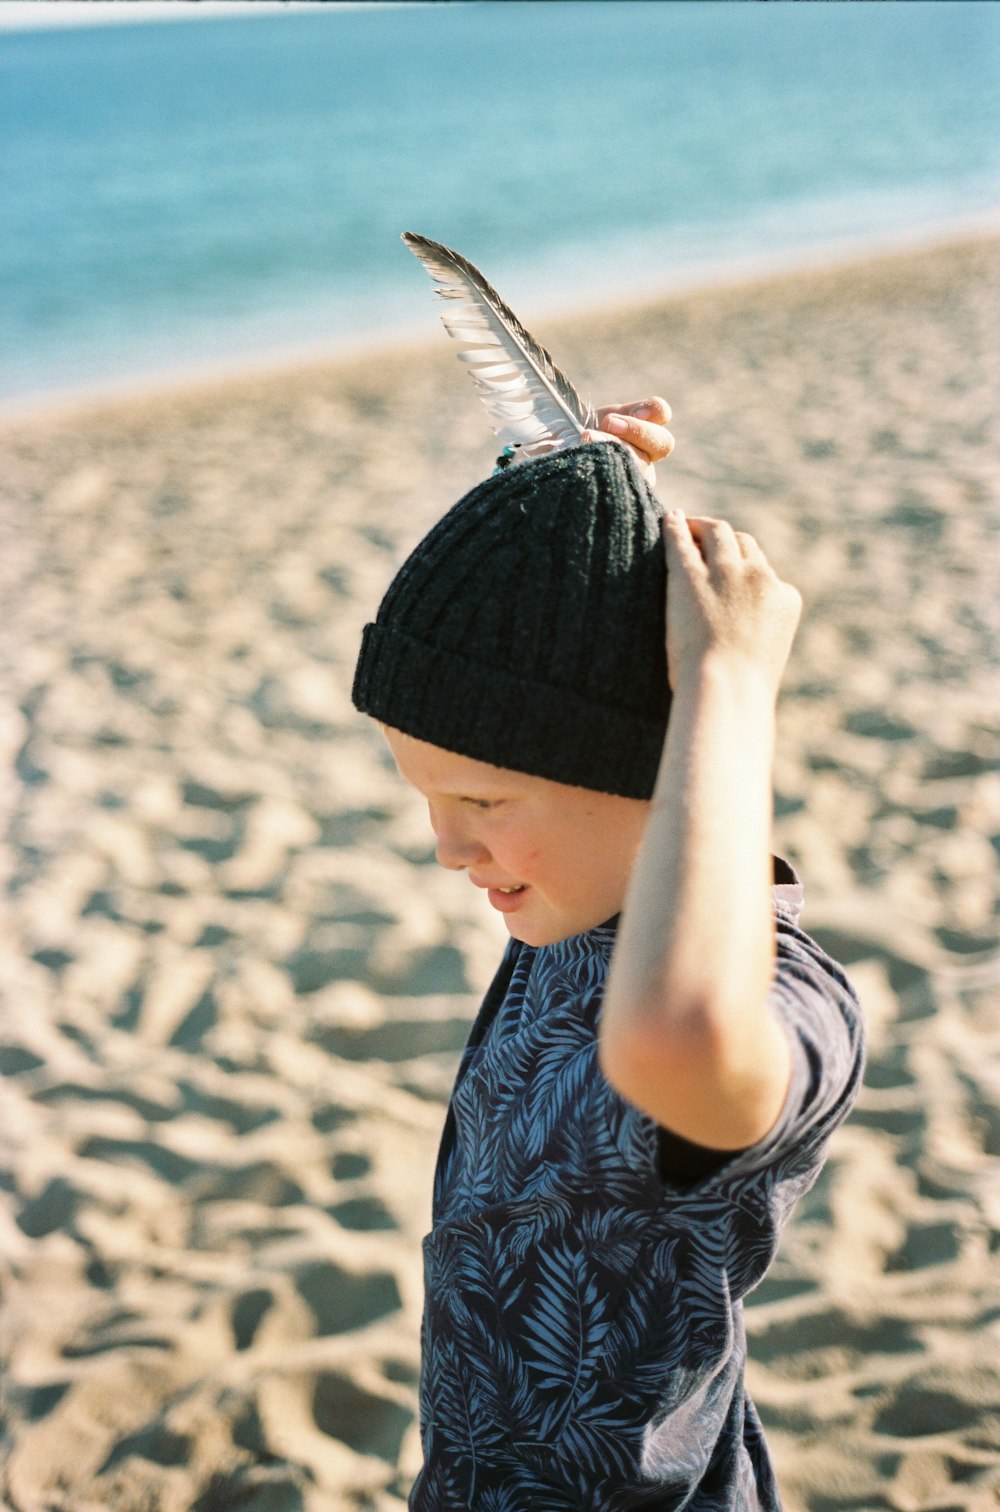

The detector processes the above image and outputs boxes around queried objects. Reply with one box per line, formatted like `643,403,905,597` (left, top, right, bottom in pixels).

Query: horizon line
0,1,431,32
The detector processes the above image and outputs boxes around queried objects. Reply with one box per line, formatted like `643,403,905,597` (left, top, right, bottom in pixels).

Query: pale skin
601,512,802,1150
383,401,802,1153
587,395,674,486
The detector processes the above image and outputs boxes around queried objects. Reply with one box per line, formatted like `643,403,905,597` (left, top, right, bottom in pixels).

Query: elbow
598,985,790,1147
601,934,777,1102
598,990,720,1109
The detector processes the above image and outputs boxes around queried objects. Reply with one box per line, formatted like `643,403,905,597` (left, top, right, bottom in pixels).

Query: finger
582,429,656,486
635,396,672,424
599,412,675,461
661,510,706,571
585,428,654,464
597,396,673,425
684,516,742,568
734,529,769,566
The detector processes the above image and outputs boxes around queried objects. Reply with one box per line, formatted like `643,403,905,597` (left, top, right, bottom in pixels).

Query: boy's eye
462,797,500,811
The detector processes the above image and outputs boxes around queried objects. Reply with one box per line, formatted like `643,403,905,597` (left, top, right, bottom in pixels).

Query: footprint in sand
331,1149,371,1181
191,1464,307,1512
98,1421,192,1473
329,1193,398,1231
190,1158,306,1207
750,1305,923,1375
292,1257,401,1336
884,1219,965,1273
872,1367,998,1444
230,1288,274,1352
312,1370,412,1460
0,1043,45,1075
309,1011,473,1063
16,1175,78,1239
311,1101,354,1135
288,935,470,997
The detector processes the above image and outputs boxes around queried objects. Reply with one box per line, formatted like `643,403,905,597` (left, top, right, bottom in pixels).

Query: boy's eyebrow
439,778,520,800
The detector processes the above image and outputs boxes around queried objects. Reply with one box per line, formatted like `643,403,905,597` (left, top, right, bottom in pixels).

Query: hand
584,396,675,486
661,513,802,699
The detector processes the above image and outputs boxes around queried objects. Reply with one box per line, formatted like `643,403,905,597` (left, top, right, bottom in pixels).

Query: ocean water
1,0,998,403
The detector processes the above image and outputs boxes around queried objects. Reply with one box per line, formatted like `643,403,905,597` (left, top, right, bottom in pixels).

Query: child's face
383,726,651,947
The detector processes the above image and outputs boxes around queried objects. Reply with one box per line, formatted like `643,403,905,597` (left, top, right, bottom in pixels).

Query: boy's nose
435,830,490,871
430,810,489,871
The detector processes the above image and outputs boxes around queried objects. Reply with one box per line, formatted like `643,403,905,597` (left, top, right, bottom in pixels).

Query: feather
402,231,596,457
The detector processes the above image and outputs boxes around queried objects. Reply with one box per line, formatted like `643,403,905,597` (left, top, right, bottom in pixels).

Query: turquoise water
2,1,998,401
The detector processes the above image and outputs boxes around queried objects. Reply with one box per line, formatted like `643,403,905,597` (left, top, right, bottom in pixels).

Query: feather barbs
402,231,596,457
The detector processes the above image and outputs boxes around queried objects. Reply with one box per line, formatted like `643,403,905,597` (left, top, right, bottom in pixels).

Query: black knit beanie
351,441,670,799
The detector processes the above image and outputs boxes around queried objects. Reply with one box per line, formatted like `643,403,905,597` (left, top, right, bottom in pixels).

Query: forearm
616,654,776,1016
602,656,790,1147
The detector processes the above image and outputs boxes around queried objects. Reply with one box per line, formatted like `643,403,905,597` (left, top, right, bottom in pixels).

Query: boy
352,405,864,1510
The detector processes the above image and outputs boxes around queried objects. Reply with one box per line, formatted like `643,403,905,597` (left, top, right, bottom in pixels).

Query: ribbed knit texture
351,441,670,798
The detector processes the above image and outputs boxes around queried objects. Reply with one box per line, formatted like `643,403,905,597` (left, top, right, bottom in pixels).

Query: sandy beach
1,234,998,1511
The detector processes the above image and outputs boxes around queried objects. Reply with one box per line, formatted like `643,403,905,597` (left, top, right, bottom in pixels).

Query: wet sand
1,234,998,1511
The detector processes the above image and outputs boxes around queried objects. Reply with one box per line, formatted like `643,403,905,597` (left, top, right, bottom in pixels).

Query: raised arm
600,513,803,1150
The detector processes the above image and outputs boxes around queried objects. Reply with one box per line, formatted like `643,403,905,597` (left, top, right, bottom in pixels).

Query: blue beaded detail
492,444,519,475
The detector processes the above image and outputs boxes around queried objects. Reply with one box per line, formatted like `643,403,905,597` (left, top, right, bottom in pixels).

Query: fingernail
605,415,628,434
633,405,652,418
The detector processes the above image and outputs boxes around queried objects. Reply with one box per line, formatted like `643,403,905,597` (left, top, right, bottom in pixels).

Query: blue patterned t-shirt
411,869,864,1510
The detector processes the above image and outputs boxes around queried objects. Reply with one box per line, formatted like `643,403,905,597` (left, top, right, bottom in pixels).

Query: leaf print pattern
410,886,864,1511
520,1241,614,1428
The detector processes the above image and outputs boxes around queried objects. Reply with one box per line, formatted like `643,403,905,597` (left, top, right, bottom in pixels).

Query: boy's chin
504,918,565,948
503,911,610,948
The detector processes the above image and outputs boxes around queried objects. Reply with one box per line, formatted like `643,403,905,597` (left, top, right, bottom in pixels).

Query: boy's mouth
482,883,528,913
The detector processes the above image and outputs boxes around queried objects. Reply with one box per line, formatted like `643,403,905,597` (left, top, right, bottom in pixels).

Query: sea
1,0,998,406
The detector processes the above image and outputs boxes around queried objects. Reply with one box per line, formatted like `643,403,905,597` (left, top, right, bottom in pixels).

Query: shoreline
2,217,997,426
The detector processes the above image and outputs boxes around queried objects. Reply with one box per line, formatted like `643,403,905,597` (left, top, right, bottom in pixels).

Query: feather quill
402,232,596,456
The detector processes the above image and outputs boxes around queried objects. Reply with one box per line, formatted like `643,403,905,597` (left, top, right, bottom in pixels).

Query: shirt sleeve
690,907,866,1193
655,861,865,1193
